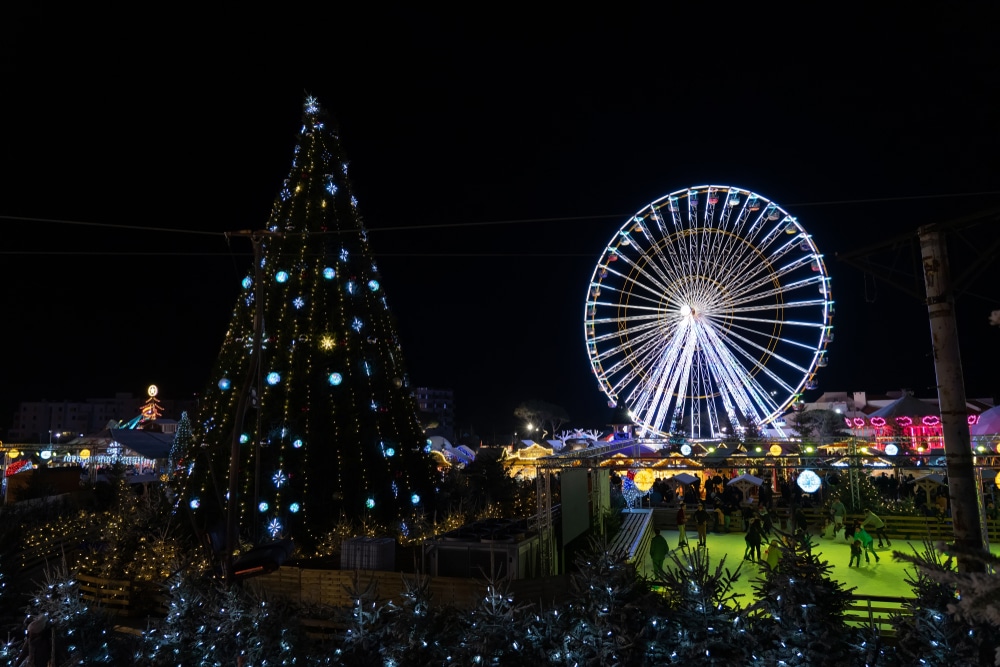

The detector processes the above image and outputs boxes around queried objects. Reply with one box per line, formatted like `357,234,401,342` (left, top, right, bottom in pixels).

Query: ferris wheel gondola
584,185,833,439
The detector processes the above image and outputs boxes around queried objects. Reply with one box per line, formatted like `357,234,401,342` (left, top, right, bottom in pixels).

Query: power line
1,190,999,241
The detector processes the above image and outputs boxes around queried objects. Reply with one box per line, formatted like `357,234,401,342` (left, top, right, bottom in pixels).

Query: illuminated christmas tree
186,96,437,549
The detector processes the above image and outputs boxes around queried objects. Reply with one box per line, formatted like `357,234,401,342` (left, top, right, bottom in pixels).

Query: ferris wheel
584,185,833,440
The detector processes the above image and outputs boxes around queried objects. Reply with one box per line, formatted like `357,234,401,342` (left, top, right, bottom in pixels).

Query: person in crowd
649,528,669,576
759,506,774,538
861,508,891,548
935,492,949,518
676,504,688,548
694,503,710,547
764,538,781,570
986,500,998,523
819,516,836,539
793,506,809,537
846,519,861,543
854,525,880,563
849,539,863,567
713,504,725,533
744,517,763,562
830,497,847,534
18,615,51,667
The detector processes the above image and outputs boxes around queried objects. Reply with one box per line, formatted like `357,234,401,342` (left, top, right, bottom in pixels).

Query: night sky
2,7,998,438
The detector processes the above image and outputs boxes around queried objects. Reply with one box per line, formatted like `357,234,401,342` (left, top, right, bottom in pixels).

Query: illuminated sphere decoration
680,444,692,456
8,449,20,458
633,468,655,492
292,439,304,449
996,472,1000,490
147,384,158,397
289,502,301,513
884,444,899,456
769,444,783,456
189,498,201,509
365,498,376,509
240,434,250,444
41,450,52,460
384,447,396,457
218,378,232,391
258,501,269,512
242,276,252,289
411,493,421,505
797,470,822,494
368,279,380,291
328,372,343,386
266,372,282,386
276,271,289,283
79,449,90,459
323,267,336,280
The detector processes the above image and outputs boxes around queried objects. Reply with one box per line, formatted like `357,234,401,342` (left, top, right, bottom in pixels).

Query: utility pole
918,224,985,572
221,229,279,582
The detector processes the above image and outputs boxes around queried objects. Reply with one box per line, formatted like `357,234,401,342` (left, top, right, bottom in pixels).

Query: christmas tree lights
184,96,438,551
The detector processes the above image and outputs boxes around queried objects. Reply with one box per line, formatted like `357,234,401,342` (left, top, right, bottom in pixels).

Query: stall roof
110,429,173,460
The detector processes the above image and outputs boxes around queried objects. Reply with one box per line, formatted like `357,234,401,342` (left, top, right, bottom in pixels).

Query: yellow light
147,384,159,397
320,335,335,350
80,449,91,459
769,444,782,456
8,449,19,458
633,469,655,492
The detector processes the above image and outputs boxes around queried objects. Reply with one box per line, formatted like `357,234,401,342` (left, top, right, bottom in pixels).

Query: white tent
727,473,763,503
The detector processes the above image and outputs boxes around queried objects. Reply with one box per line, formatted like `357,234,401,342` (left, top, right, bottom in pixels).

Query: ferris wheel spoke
722,236,814,300
697,326,783,422
721,319,822,353
728,298,828,313
705,325,803,397
706,319,814,378
726,257,821,306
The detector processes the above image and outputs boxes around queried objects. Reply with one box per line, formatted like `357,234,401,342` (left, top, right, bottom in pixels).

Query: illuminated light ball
884,444,899,456
79,449,90,459
411,494,421,505
292,439,304,449
241,276,252,289
258,502,269,512
368,280,380,291
769,444,783,456
218,378,232,391
275,271,289,283
8,449,20,458
754,446,763,453
266,372,281,385
680,444,692,456
323,267,336,280
41,450,52,460
633,469,655,492
797,470,821,494
189,498,201,509
996,473,1000,490
289,502,301,513
365,498,376,509
424,443,433,453
393,377,403,388
385,448,396,457
240,433,250,444
328,372,343,386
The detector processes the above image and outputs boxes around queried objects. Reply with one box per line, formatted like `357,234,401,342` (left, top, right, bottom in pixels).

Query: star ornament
320,335,335,350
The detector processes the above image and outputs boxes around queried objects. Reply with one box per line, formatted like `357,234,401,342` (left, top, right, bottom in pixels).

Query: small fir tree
749,533,858,666
169,410,194,474
655,547,756,665
456,573,545,666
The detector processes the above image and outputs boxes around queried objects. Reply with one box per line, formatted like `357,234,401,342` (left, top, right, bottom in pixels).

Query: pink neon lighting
922,416,940,427
870,417,886,427
968,414,979,425
853,418,865,428
896,416,913,427
844,418,853,428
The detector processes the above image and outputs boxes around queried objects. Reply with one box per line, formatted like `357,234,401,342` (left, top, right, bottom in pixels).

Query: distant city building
414,387,455,441
8,391,197,443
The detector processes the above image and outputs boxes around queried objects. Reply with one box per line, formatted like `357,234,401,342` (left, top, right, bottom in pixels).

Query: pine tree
169,410,194,474
186,96,438,549
655,547,756,665
893,540,1000,666
749,534,858,666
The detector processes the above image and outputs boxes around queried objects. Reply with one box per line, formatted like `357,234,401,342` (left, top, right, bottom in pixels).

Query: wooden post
918,224,985,572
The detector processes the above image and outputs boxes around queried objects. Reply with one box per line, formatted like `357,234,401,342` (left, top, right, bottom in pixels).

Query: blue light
293,296,305,309
289,502,301,513
276,271,289,283
241,276,252,289
346,281,356,295
218,378,231,391
424,443,433,453
240,434,249,444
385,448,396,457
368,280,380,291
365,498,375,509
411,494,421,505
293,439,304,449
340,248,349,262
323,267,336,280
267,518,283,537
273,470,287,488
352,317,363,332
189,498,200,509
328,373,343,386
258,502,269,512
267,372,281,385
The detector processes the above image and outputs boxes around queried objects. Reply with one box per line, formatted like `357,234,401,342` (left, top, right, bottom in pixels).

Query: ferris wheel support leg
919,225,985,573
